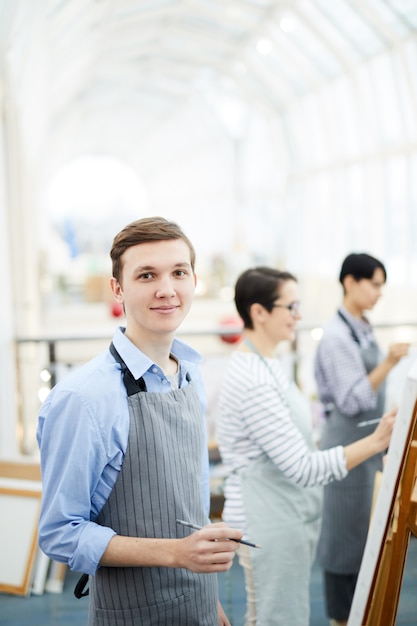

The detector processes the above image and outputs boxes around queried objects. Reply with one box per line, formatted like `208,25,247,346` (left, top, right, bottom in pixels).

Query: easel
0,459,67,595
359,397,417,625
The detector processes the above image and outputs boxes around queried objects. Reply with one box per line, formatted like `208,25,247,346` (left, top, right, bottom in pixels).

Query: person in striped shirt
216,266,396,626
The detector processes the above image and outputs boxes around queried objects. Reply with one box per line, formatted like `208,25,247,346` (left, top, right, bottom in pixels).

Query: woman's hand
344,408,397,471
372,407,397,452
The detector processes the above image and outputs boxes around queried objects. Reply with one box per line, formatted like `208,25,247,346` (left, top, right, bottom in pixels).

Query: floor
1,538,417,625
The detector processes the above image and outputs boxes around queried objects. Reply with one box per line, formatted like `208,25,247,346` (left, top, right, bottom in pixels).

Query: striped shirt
216,351,347,532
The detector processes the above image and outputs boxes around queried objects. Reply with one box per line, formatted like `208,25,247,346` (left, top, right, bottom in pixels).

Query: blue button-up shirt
37,327,209,575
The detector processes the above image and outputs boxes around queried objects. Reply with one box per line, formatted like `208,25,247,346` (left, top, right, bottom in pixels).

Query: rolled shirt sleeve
37,384,120,575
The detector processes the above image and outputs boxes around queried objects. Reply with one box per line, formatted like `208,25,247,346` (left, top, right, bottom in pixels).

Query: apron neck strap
109,342,147,395
337,309,361,345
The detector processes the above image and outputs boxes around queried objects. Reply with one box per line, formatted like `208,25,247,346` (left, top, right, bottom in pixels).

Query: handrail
13,320,417,455
15,319,417,344
16,320,417,386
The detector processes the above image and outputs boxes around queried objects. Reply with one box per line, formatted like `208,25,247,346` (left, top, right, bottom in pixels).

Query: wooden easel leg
363,442,417,626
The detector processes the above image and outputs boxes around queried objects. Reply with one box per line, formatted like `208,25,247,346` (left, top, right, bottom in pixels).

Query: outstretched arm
343,407,397,470
368,342,410,391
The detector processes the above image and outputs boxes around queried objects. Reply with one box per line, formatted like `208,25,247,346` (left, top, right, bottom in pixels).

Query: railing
15,320,417,455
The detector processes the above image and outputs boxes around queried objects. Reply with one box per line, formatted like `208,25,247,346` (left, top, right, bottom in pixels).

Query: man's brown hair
110,216,196,282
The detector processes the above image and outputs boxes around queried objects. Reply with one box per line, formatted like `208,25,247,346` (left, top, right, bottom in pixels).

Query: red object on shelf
109,301,124,318
218,315,243,344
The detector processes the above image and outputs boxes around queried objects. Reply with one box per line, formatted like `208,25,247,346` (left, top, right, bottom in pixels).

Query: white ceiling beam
348,0,403,47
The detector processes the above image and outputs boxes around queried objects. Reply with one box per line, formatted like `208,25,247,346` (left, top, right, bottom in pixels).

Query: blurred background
0,0,416,460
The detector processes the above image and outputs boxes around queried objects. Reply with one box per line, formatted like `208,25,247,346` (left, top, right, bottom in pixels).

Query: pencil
176,518,261,549
357,418,381,427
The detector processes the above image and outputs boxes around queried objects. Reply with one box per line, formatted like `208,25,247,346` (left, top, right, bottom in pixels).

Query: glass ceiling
3,0,416,112
0,0,416,180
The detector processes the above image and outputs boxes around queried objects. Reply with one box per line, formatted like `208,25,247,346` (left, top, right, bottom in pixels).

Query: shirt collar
339,305,371,330
111,326,202,379
339,305,374,346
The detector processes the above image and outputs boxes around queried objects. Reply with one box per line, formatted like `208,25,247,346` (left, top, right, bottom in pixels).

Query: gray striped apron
317,318,385,574
88,345,218,625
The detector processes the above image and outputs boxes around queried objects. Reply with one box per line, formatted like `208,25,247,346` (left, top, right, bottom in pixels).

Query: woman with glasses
216,266,396,626
315,253,409,626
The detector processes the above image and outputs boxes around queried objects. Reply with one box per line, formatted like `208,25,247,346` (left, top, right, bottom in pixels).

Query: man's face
349,267,385,311
111,238,196,343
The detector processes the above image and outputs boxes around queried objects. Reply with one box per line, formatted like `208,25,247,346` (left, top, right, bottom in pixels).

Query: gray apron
240,381,323,626
317,318,385,574
88,345,218,626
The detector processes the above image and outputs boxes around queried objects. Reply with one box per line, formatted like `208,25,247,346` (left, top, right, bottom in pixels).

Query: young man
314,252,409,626
37,216,242,626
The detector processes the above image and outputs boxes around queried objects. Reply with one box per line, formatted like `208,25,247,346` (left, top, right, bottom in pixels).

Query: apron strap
109,342,147,395
74,573,89,598
337,309,361,345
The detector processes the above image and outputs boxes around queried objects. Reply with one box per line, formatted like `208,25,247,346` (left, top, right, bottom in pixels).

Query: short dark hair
234,266,297,329
110,216,196,282
339,253,387,287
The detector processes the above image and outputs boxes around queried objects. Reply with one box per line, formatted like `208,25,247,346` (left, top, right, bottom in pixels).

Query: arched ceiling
1,0,417,175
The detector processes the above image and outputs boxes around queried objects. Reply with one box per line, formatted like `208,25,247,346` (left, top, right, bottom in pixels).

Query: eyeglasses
271,301,301,317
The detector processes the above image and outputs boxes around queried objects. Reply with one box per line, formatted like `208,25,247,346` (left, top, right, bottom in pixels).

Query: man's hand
386,342,410,367
100,522,243,572
174,521,243,573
